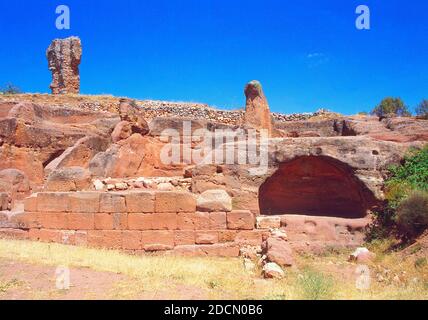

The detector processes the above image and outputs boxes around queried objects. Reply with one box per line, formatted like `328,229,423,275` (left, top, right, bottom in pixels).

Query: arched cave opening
259,156,376,218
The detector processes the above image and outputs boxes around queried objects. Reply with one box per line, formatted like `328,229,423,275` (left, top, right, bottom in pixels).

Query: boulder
111,121,132,143
349,247,376,263
0,169,31,203
47,36,82,94
89,134,146,178
262,237,294,268
45,167,92,192
118,100,150,135
44,136,110,176
197,189,232,212
263,262,285,279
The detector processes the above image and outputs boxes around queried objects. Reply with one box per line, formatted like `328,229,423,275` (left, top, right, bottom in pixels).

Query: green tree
371,97,411,118
416,99,428,119
0,83,22,95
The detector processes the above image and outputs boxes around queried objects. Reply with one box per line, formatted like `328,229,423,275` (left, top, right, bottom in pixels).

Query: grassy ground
0,239,427,300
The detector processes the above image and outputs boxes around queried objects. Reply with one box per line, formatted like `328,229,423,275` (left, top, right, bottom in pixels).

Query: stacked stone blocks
20,191,264,257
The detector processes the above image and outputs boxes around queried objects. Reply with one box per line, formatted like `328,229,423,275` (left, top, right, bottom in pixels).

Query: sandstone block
208,212,227,229
256,216,281,229
99,193,126,213
39,212,68,229
141,230,174,251
67,213,94,230
155,192,196,213
68,192,100,213
128,213,177,230
174,231,195,246
125,191,155,213
122,230,142,250
37,193,70,213
94,213,127,230
196,189,232,212
177,212,210,230
24,194,38,212
195,231,218,245
227,210,255,230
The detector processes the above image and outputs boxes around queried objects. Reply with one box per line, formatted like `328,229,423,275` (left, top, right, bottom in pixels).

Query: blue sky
0,0,427,114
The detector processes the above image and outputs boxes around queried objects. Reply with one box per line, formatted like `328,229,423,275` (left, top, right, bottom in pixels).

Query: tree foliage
416,99,428,119
371,97,411,117
0,83,22,95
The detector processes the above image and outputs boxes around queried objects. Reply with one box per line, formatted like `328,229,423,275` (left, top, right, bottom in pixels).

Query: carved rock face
243,80,272,135
46,37,82,94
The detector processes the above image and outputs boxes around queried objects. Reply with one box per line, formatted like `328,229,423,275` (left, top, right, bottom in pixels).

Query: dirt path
0,258,129,299
0,258,211,300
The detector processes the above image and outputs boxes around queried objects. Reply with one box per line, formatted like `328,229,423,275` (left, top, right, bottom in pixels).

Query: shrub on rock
396,191,428,240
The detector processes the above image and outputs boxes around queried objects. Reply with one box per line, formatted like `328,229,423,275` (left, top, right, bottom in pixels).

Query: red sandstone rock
227,210,255,230
45,167,92,192
47,37,82,94
99,193,127,213
155,192,196,213
111,121,132,143
122,230,142,250
262,237,294,268
141,230,174,251
94,213,127,230
125,191,155,213
174,230,196,245
243,80,272,135
195,231,218,244
196,189,232,212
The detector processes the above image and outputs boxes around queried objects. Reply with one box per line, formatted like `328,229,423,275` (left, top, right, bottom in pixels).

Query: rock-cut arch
259,156,377,218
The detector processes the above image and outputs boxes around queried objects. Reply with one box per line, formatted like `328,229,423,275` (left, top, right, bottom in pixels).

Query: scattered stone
270,229,288,241
349,247,375,263
157,183,174,191
243,258,256,273
93,179,104,191
115,182,128,190
262,237,294,268
263,262,285,279
256,216,281,229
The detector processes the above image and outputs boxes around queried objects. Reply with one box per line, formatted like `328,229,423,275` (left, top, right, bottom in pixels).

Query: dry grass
0,239,427,300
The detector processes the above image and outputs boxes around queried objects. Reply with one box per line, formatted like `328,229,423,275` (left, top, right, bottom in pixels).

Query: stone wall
17,191,264,256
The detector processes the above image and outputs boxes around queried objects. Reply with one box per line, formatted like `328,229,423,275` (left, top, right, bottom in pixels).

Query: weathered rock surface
243,81,273,135
197,189,232,212
263,262,285,279
45,167,92,192
47,37,82,94
0,101,118,184
45,136,110,176
262,237,294,268
0,192,10,211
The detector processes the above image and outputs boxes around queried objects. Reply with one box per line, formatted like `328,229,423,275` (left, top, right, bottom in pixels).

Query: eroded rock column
244,80,273,135
46,36,82,94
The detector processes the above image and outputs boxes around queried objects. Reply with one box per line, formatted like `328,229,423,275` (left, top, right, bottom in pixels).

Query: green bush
0,83,22,95
371,97,411,118
297,269,334,300
416,100,428,119
367,146,428,241
386,146,428,208
395,191,428,240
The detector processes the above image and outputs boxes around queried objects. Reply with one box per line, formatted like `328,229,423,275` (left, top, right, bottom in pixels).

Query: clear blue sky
0,0,427,114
